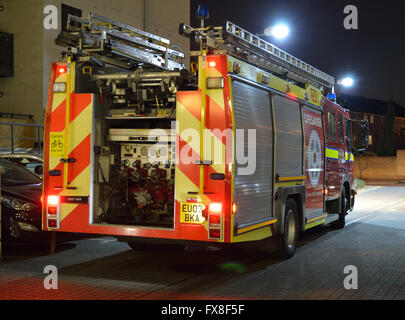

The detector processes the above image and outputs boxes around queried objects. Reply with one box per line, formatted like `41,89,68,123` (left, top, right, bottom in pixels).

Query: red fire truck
42,12,367,258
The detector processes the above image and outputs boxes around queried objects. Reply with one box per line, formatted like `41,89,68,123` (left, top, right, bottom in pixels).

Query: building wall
354,151,405,180
0,0,44,122
0,0,190,125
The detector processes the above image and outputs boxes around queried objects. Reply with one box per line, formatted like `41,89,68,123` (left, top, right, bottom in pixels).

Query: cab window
345,118,352,151
338,115,344,144
328,111,336,142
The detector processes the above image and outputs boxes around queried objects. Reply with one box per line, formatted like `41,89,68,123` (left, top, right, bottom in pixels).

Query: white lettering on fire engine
304,113,322,128
43,265,58,290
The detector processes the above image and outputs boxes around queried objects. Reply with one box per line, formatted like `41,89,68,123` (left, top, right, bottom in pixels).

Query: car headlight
0,196,35,212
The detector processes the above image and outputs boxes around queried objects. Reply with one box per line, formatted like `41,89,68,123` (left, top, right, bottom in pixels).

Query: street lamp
263,23,290,39
337,77,354,88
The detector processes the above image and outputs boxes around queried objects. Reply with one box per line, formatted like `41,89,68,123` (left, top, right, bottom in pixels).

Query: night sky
190,0,405,107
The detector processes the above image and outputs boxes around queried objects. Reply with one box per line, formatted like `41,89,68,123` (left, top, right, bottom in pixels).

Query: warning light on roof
208,61,216,68
196,4,209,19
327,93,337,100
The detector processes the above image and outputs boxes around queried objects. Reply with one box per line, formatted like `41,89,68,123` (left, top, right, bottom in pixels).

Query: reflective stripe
237,218,277,235
278,175,306,182
345,151,355,162
325,147,339,159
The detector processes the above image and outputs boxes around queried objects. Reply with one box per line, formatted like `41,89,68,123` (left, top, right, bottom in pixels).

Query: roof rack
55,12,185,71
180,21,335,90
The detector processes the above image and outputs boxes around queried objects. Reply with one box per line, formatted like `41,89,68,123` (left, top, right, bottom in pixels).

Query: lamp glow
338,77,354,87
265,24,290,39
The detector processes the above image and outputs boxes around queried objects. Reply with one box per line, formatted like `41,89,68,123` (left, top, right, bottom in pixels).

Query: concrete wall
0,0,190,125
0,0,44,122
354,150,405,180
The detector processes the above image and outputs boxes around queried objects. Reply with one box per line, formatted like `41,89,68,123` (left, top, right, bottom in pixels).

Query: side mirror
359,120,369,149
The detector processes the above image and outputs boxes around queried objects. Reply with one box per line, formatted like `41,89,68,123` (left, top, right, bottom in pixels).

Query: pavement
0,185,405,300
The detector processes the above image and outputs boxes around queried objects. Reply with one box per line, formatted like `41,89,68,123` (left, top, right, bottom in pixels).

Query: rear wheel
278,198,299,259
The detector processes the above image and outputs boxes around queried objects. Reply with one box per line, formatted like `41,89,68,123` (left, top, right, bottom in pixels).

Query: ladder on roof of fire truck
180,21,335,91
55,12,185,71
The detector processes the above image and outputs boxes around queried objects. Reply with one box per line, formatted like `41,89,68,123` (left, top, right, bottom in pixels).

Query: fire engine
42,10,367,258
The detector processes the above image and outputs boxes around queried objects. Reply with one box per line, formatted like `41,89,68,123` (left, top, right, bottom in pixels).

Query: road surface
1,185,405,300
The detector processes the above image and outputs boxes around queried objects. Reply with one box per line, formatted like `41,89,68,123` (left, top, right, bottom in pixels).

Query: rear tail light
208,202,223,240
46,195,60,229
47,219,58,228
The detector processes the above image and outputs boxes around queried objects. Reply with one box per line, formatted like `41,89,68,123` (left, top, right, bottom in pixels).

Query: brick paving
0,186,405,300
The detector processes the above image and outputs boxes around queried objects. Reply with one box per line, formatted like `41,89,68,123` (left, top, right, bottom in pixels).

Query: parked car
0,153,43,177
0,158,44,243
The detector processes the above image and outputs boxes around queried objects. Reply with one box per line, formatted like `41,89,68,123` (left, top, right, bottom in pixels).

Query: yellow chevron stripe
177,100,226,173
60,165,91,196
206,66,223,78
206,89,225,111
60,203,79,221
67,102,93,154
175,168,199,201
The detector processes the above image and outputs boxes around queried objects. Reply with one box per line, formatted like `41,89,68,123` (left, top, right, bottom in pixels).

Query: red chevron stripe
207,55,228,78
177,135,200,188
177,90,201,121
49,100,66,132
50,93,92,132
206,94,228,144
70,94,92,122
67,134,91,183
59,204,88,230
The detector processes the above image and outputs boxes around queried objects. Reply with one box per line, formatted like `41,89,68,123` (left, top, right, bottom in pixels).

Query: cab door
324,108,340,200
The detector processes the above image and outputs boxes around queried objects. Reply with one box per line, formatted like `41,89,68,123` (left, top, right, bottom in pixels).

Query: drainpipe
144,0,150,32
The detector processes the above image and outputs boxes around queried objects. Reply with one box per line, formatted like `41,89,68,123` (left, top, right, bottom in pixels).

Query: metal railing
0,121,44,155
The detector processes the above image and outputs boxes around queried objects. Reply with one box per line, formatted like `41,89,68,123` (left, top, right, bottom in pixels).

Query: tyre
334,189,347,229
277,198,299,259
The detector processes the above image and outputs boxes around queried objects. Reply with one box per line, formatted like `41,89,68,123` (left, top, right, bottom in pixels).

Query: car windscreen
0,158,42,186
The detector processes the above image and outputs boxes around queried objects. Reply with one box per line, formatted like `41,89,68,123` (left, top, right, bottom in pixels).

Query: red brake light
208,214,221,225
47,206,57,215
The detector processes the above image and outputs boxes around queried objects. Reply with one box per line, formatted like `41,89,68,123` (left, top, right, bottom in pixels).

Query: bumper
1,206,46,243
